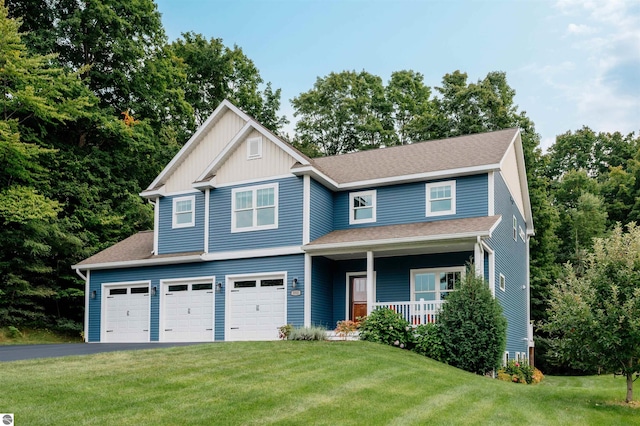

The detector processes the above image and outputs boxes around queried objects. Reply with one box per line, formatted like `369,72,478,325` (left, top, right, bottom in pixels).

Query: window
411,267,464,301
349,190,376,224
426,181,456,217
247,137,262,160
499,274,506,292
232,184,278,232
519,226,525,241
513,216,517,241
503,351,509,366
172,196,195,228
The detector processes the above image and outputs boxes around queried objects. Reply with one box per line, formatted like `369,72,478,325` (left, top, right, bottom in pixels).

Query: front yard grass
1,341,637,425
0,327,82,345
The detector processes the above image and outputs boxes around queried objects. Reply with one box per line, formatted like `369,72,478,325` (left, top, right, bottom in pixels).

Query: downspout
75,268,89,343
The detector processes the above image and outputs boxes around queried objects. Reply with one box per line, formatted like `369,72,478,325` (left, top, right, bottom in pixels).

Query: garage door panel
103,286,150,343
162,282,214,342
228,278,286,341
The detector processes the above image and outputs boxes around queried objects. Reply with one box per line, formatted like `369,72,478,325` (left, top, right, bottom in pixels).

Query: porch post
304,253,312,327
366,251,374,315
474,237,483,278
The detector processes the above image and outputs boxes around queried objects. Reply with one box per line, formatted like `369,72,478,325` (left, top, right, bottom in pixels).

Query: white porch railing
371,300,445,325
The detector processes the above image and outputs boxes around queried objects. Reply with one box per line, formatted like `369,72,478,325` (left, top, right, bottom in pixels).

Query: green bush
412,323,444,361
437,271,507,375
497,360,543,384
7,326,22,339
288,326,327,341
359,308,413,349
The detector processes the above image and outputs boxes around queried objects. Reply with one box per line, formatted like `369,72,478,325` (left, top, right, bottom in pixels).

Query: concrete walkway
0,342,211,362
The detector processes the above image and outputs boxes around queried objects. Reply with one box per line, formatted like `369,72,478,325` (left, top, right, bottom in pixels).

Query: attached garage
102,283,150,342
227,274,286,341
161,280,215,342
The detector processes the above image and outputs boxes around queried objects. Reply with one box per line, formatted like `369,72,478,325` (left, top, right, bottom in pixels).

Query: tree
437,271,507,375
544,224,640,403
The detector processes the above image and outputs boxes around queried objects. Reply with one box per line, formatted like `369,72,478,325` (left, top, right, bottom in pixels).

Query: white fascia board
193,179,216,190
71,254,204,271
201,246,304,261
249,122,311,166
146,101,244,192
291,166,340,191
195,122,254,182
140,185,166,199
488,215,503,237
303,231,490,254
499,129,534,232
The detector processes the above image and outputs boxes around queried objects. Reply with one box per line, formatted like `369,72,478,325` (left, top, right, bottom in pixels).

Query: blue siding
488,172,528,359
209,177,303,252
158,192,205,254
333,174,488,230
88,254,304,342
311,256,334,328
310,179,334,241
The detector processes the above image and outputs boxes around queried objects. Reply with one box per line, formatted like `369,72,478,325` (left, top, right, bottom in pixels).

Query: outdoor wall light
292,278,298,289
215,282,223,292
151,285,157,296
90,290,96,299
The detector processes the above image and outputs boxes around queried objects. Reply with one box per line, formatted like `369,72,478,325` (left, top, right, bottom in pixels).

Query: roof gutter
71,254,204,271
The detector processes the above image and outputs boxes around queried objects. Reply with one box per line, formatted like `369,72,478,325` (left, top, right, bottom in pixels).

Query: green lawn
1,341,637,425
0,327,82,345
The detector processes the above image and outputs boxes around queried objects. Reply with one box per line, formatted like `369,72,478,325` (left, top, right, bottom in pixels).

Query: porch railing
371,300,445,325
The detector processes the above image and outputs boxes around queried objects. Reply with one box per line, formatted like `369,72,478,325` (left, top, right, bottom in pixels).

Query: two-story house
73,100,534,362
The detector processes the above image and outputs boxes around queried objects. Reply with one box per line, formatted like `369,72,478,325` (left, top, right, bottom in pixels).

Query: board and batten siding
87,254,305,342
208,176,303,252
214,130,299,185
311,256,334,328
333,174,489,230
164,109,246,193
309,178,334,241
158,192,205,254
488,172,528,358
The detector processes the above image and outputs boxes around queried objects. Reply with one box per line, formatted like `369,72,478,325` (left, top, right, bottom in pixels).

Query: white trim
410,266,465,302
304,253,312,327
197,122,254,182
474,238,483,278
160,188,200,197
201,245,303,261
512,215,518,241
100,280,151,343
172,195,196,229
488,171,495,216
481,242,495,297
349,190,377,225
231,183,279,233
499,273,506,292
526,235,533,347
213,174,293,189
79,269,89,342
503,351,509,366
246,136,262,160
72,254,203,271
366,251,374,315
152,198,159,254
291,165,340,191
303,175,311,245
140,186,165,199
345,271,377,320
204,189,210,253
249,121,311,166
159,275,215,342
426,180,456,217
519,226,525,242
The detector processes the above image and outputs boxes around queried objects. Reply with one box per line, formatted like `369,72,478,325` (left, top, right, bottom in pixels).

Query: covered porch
302,216,501,328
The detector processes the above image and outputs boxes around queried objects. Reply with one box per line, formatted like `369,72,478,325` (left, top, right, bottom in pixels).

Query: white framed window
499,273,506,292
519,226,525,241
172,195,195,228
247,137,262,160
503,351,509,366
426,180,456,217
231,183,278,232
513,216,517,241
349,190,376,224
411,267,464,301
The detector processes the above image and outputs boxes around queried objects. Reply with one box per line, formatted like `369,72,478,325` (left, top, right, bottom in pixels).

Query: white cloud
566,23,594,35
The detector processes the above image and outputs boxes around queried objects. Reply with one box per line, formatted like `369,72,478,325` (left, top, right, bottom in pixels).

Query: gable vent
247,137,262,160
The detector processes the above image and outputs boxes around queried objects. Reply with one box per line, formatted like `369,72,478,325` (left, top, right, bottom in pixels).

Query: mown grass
0,327,82,345
1,341,637,425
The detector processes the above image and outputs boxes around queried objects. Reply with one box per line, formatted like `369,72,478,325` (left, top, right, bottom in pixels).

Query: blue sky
155,0,640,150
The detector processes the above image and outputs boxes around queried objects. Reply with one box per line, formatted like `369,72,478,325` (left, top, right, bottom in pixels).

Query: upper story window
426,180,456,217
247,137,262,160
513,216,518,241
232,183,278,232
349,190,376,224
172,195,195,228
411,267,464,301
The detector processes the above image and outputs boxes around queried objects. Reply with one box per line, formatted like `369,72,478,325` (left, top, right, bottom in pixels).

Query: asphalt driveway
0,342,211,362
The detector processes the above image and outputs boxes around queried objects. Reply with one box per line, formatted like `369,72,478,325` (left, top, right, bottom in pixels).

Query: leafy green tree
437,271,507,375
543,224,640,403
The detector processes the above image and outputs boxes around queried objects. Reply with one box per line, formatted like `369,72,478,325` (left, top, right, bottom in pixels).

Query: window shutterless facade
349,190,376,224
411,267,464,301
426,180,456,217
231,183,278,232
172,195,196,228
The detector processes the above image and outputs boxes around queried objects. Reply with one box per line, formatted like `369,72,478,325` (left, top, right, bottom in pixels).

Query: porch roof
303,216,501,258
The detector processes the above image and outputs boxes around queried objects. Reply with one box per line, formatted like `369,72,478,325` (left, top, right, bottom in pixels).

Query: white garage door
103,284,150,342
162,282,214,342
227,277,286,341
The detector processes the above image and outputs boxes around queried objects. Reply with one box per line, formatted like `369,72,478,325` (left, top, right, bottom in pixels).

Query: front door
350,276,367,320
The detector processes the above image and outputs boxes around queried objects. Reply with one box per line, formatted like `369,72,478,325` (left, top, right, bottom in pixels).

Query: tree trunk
626,371,633,403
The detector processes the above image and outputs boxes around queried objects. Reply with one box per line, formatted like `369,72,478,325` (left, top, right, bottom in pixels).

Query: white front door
103,284,150,342
227,277,286,341
162,282,214,342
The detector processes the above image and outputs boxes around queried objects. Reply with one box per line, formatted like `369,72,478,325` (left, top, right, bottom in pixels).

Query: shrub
412,323,444,361
7,326,22,339
335,320,359,340
358,308,413,349
278,324,293,340
288,326,327,341
497,360,543,384
437,270,507,375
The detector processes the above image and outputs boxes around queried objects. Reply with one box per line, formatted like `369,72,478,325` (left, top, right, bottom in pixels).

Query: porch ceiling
303,216,501,260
